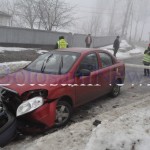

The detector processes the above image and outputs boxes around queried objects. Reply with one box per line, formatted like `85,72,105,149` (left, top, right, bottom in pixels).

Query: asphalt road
122,56,150,94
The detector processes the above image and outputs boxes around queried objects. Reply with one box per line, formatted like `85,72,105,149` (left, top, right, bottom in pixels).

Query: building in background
0,11,12,26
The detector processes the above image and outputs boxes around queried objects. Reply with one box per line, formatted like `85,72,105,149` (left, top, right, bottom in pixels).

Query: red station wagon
0,48,125,129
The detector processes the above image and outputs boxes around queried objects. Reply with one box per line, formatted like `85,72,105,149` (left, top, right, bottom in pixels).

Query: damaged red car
0,48,125,130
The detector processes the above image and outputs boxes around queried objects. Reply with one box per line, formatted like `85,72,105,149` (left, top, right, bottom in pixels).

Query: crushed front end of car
0,101,17,147
0,87,57,135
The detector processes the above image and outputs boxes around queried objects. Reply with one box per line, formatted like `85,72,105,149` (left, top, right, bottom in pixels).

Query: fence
0,26,116,48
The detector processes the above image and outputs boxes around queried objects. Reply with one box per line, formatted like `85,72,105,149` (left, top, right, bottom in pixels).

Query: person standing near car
85,34,92,48
143,44,150,76
55,36,69,49
113,36,120,57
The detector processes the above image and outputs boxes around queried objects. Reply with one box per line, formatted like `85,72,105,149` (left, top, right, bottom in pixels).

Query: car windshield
25,51,80,74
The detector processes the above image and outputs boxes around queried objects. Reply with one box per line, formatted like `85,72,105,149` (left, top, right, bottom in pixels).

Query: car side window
78,53,99,72
99,53,113,68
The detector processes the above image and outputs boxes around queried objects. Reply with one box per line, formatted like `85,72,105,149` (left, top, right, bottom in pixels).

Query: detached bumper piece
0,102,17,147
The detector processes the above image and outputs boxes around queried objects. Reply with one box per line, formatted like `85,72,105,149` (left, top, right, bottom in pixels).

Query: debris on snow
93,120,102,127
86,99,150,150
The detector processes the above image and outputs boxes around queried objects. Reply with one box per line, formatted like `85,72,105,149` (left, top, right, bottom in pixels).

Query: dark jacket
144,48,150,54
113,39,120,49
85,36,92,45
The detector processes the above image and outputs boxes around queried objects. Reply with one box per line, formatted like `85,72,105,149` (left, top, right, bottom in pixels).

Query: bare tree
37,0,75,31
121,0,134,37
15,0,39,29
108,0,117,35
82,15,102,37
138,0,149,41
129,7,133,42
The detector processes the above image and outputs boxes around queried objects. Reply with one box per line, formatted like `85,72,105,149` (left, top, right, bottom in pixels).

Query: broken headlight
17,97,44,117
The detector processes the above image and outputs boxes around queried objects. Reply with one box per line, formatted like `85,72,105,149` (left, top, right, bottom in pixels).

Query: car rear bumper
0,110,17,147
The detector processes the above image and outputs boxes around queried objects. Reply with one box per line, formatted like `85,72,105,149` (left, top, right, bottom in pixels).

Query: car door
98,52,115,94
75,53,100,106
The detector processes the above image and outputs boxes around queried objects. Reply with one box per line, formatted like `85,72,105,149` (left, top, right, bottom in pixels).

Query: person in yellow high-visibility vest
143,44,150,76
55,36,69,49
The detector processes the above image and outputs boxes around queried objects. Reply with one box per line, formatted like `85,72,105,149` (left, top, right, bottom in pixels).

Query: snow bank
0,47,34,53
86,100,150,150
130,47,143,55
0,47,49,55
0,61,30,76
101,40,132,50
37,50,49,54
100,40,144,59
120,40,132,48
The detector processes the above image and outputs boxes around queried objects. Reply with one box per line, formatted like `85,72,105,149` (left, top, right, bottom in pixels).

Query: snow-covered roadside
0,61,30,76
86,97,150,150
3,92,150,150
100,40,144,59
0,47,49,55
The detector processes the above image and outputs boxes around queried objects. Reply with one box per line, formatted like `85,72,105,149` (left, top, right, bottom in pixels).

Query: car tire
55,101,72,127
110,81,121,98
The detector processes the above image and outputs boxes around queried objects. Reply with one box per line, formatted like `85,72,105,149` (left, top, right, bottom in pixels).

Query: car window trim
99,52,114,69
76,52,99,74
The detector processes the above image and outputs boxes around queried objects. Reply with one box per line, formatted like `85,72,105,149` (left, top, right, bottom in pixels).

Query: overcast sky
2,0,150,41
65,0,150,41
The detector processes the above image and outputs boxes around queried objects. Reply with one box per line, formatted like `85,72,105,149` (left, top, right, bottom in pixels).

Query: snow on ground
37,50,49,54
86,98,150,150
0,47,34,53
0,61,30,75
100,40,144,59
0,47,49,55
120,40,132,48
2,91,150,150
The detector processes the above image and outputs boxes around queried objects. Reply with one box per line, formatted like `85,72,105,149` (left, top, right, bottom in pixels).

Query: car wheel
110,82,121,98
55,101,72,127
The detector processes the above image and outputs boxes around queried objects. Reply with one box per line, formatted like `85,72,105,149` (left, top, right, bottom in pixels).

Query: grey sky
65,0,150,41
1,0,150,41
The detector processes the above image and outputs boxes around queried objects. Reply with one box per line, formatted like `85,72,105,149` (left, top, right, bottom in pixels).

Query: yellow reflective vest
143,53,150,63
57,39,68,49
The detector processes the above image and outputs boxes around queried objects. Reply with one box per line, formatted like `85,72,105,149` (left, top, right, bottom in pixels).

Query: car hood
0,69,70,95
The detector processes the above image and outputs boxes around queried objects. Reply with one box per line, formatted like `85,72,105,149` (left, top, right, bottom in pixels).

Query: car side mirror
76,69,91,77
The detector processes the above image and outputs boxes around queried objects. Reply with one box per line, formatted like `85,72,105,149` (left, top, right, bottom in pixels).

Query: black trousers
114,48,119,57
86,44,91,48
143,61,150,76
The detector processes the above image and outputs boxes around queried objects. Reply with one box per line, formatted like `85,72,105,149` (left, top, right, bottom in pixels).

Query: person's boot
144,69,147,76
147,69,150,76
